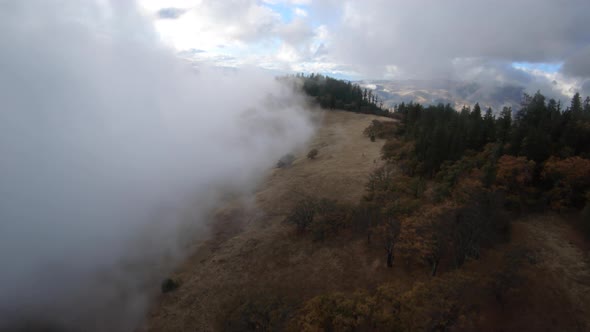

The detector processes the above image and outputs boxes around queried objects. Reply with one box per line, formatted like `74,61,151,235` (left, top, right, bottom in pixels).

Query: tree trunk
387,250,393,267
431,260,439,276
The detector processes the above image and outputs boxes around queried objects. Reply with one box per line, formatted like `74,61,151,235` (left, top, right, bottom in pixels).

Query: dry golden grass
144,110,401,331
514,215,590,331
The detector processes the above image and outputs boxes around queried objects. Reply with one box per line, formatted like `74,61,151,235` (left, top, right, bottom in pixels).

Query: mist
0,1,315,331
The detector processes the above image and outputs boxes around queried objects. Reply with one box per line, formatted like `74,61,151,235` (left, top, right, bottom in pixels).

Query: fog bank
0,1,315,331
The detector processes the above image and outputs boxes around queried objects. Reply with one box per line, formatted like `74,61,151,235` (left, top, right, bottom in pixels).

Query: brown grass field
144,110,398,331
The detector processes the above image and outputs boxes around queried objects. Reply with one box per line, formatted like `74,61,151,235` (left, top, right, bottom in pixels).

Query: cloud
283,0,588,100
156,7,187,19
137,0,336,73
294,7,308,17
139,0,589,98
0,1,314,331
322,0,587,76
153,0,280,49
562,46,590,79
137,0,590,93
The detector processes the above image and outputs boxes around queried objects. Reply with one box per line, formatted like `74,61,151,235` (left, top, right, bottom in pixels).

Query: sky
136,0,590,98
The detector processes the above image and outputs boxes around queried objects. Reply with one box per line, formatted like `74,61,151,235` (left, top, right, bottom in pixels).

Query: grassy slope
144,110,400,331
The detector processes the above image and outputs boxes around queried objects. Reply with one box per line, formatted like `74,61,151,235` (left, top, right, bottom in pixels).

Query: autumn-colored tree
396,202,456,275
363,119,397,140
494,155,536,209
452,174,510,266
350,202,381,244
285,197,349,240
285,198,317,233
374,216,401,267
309,199,350,240
294,272,481,331
542,156,590,209
390,272,478,331
364,165,423,218
294,291,375,332
495,155,535,190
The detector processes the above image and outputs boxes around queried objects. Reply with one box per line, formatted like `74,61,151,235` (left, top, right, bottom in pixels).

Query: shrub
285,198,317,233
310,199,349,241
363,120,397,140
277,153,296,168
161,278,180,293
307,148,318,159
221,294,293,332
285,197,349,240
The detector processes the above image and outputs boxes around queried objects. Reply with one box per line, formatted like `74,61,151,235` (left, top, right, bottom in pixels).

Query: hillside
144,107,590,331
144,110,396,331
360,79,525,112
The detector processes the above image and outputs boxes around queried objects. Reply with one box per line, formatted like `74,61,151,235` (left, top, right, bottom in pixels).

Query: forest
278,84,590,331
284,73,391,117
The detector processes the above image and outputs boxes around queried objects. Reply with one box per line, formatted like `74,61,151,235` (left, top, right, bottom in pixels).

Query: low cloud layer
0,1,314,331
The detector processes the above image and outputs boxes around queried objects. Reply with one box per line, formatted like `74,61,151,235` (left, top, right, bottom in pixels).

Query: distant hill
359,79,525,112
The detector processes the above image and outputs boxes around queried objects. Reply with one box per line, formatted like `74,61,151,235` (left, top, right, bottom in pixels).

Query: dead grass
514,215,590,331
143,110,399,332
464,215,590,332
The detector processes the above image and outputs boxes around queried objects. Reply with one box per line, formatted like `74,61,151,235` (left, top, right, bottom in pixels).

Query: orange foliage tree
293,272,482,331
396,202,457,275
494,155,536,209
542,156,590,209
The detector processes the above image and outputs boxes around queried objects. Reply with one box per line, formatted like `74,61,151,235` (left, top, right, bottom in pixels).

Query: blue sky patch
262,1,295,22
512,62,563,73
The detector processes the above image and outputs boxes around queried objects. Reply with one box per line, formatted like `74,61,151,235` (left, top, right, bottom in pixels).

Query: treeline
396,92,590,175
388,92,590,210
287,73,390,117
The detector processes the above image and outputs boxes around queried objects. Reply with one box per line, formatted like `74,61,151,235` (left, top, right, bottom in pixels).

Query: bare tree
383,217,401,268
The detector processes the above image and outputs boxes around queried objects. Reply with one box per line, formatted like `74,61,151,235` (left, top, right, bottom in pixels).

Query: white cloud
294,7,308,17
138,0,589,96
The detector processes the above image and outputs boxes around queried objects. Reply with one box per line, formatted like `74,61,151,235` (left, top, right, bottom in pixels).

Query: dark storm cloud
562,46,590,79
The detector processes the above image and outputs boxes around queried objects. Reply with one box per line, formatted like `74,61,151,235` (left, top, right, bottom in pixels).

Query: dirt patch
516,215,590,330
